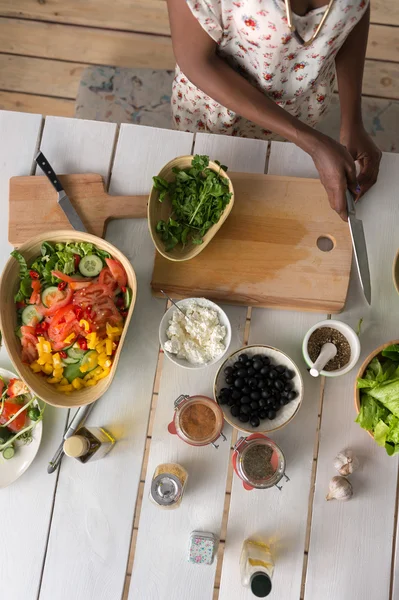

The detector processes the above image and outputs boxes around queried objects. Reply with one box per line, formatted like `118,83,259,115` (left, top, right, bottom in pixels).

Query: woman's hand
340,125,382,199
308,134,358,221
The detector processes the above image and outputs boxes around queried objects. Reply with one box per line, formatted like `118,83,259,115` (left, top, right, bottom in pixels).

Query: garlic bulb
326,476,353,501
333,449,359,476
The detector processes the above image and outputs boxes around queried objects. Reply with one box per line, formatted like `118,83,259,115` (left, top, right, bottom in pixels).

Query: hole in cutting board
317,236,335,252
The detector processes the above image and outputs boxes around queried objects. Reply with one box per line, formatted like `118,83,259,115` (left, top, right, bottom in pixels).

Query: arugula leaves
154,154,232,251
11,250,32,302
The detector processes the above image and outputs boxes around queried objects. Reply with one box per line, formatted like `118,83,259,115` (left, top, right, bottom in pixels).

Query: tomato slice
29,280,41,305
0,401,27,432
99,267,118,291
48,304,81,344
105,259,127,288
73,283,114,306
43,286,73,315
7,378,28,399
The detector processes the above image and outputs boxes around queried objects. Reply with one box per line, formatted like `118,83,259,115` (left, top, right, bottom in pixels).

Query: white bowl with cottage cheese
159,298,231,369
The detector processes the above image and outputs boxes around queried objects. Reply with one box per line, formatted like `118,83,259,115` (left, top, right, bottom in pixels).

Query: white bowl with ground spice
302,320,361,377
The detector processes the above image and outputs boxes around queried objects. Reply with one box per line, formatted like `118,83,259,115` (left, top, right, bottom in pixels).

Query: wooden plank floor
0,1,399,116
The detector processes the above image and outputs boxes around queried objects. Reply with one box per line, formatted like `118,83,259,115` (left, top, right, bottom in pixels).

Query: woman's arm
167,0,358,219
335,4,381,197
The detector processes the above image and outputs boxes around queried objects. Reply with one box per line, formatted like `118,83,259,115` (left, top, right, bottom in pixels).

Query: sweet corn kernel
84,379,97,387
37,353,52,365
80,364,89,373
53,368,63,379
79,319,91,332
95,367,111,381
30,361,42,373
105,339,113,356
60,377,68,386
56,384,74,393
98,352,108,367
83,372,93,381
42,364,53,375
72,378,83,390
47,376,62,384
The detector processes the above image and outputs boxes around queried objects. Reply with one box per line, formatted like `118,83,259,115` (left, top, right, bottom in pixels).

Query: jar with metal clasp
168,394,226,449
232,434,289,491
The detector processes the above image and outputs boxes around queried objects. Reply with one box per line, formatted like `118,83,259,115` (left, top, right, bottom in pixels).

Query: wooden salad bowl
148,155,234,262
0,230,137,408
354,339,399,439
392,249,399,296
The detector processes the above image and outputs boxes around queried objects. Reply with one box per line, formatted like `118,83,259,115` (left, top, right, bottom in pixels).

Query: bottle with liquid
63,426,115,463
240,539,274,598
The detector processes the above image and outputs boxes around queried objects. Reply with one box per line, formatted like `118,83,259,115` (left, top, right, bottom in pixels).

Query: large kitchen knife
346,189,371,305
35,151,87,232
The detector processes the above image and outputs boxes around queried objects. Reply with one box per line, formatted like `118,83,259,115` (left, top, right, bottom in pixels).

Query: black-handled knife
35,151,87,232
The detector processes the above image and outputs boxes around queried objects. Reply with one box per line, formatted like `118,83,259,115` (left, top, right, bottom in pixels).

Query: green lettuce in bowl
356,344,399,456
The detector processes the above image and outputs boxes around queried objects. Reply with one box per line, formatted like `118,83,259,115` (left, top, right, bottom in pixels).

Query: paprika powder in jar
168,394,226,448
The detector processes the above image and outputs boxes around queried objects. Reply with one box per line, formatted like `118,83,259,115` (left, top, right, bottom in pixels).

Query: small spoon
160,290,192,323
309,343,337,377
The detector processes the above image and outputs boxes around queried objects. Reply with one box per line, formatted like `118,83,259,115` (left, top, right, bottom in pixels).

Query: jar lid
251,572,272,597
151,473,182,506
63,435,89,458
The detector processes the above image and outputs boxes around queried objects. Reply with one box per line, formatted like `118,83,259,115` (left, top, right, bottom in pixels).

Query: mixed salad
357,344,399,456
12,241,132,394
0,376,44,460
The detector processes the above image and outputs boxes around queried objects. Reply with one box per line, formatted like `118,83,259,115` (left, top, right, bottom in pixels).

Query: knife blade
47,403,94,473
35,151,87,232
346,189,371,305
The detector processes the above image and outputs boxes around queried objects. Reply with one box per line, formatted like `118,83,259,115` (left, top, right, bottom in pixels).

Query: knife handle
35,151,64,193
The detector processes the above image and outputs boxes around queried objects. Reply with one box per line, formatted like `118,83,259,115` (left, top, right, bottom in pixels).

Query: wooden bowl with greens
355,340,399,455
148,155,234,262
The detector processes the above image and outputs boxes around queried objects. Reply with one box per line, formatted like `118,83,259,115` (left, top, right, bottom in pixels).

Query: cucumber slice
62,356,79,365
67,347,87,361
81,350,98,372
41,286,60,308
64,362,84,383
15,326,22,339
79,254,103,277
124,286,133,308
22,305,43,325
2,445,15,460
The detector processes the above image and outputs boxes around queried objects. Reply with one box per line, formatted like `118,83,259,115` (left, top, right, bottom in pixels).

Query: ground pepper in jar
180,403,217,442
242,444,275,481
307,327,351,371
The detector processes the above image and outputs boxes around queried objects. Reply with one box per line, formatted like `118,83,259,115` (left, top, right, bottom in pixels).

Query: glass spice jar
149,463,188,509
232,434,289,491
168,394,226,449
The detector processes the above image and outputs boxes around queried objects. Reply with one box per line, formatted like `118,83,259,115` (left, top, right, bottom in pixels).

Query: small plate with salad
0,231,137,408
0,368,43,488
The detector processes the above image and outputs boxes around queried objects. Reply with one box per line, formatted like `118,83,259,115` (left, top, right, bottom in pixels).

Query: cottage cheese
164,300,226,365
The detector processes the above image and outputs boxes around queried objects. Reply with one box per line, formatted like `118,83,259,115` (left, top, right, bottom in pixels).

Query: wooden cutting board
8,172,352,313
151,173,353,313
8,173,148,246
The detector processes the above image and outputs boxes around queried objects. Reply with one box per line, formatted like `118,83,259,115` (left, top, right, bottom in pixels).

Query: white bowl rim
159,297,232,370
302,319,361,377
213,344,304,434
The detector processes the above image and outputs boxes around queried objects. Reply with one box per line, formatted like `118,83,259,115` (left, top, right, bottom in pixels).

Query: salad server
35,151,87,233
346,189,371,305
48,403,93,473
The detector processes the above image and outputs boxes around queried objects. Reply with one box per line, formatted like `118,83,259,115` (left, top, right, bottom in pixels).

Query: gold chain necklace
284,0,335,47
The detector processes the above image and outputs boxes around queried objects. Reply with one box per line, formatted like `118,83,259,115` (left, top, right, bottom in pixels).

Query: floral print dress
172,0,369,139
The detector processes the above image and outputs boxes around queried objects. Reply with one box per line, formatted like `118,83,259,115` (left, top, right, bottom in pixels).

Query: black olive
231,390,240,401
267,409,276,420
257,379,267,389
242,386,251,395
244,361,252,368
241,404,251,415
230,405,240,417
220,387,229,395
240,395,251,404
255,373,263,380
275,379,284,391
269,369,277,379
283,397,290,405
238,353,248,363
284,369,295,379
258,398,266,408
266,396,274,405
239,413,250,423
237,368,247,378
225,376,233,385
227,397,236,407
260,366,269,376
234,361,242,370
229,385,236,394
261,390,269,399
263,356,271,366
224,366,233,376
253,360,262,371
253,354,264,362
218,395,228,405
259,409,267,419
247,367,255,377
284,382,292,391
250,400,259,410
288,390,297,401
250,391,260,401
250,416,260,428
279,397,285,406
248,378,258,389
234,378,245,388
276,365,285,374
273,392,281,401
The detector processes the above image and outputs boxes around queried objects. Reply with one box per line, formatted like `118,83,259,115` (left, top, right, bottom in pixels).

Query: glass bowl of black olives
213,345,303,433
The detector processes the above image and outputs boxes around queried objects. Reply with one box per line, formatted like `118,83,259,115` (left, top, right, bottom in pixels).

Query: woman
167,0,381,220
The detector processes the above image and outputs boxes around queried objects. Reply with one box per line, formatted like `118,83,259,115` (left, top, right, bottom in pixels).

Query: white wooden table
1,110,398,600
